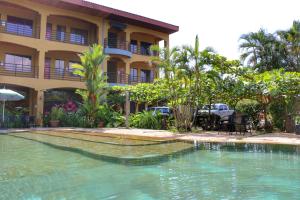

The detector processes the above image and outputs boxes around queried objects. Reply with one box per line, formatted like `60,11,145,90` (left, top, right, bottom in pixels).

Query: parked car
148,107,172,117
196,103,235,130
198,104,234,120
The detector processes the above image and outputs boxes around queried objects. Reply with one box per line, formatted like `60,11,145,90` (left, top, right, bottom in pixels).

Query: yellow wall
0,0,171,123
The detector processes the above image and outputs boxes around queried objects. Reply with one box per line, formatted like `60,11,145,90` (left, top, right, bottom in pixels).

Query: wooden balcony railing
0,20,40,38
0,63,38,78
46,30,96,46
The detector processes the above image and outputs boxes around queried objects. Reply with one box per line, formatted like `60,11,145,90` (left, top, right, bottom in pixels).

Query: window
56,25,66,42
70,28,88,45
141,69,151,83
140,42,152,55
130,40,138,53
46,23,52,40
4,54,32,72
55,60,65,76
6,16,33,37
130,68,138,82
44,58,51,79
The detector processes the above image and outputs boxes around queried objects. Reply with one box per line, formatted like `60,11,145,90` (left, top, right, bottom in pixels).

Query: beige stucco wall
0,0,171,123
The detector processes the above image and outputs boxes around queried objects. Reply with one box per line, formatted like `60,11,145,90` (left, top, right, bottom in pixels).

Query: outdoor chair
234,114,252,135
218,113,235,135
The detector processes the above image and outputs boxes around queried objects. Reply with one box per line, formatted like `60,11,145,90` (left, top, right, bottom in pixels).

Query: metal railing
46,30,96,46
0,63,38,78
105,72,129,84
104,38,129,51
104,38,158,56
129,75,154,84
44,71,84,82
129,45,158,56
0,20,40,38
104,72,154,85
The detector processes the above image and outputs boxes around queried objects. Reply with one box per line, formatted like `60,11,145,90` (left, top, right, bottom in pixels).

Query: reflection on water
0,131,299,200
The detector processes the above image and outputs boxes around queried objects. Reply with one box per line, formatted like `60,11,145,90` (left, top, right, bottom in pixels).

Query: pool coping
2,127,300,146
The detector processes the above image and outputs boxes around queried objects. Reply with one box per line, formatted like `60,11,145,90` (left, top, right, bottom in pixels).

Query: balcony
0,19,39,39
105,72,154,85
44,71,84,82
104,38,132,58
46,29,96,46
0,62,38,78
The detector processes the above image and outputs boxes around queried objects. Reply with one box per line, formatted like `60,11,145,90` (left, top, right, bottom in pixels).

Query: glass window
4,54,32,72
55,60,65,76
140,42,152,55
130,40,138,53
44,58,51,79
46,23,52,40
6,16,33,37
130,68,138,82
141,69,151,83
56,25,66,42
70,28,88,45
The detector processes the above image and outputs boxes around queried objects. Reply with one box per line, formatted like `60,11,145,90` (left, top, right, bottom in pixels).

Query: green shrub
50,106,64,121
96,104,125,128
269,100,286,130
129,111,162,129
59,111,89,128
236,99,263,128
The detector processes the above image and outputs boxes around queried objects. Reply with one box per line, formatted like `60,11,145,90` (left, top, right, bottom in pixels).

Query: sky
87,0,300,60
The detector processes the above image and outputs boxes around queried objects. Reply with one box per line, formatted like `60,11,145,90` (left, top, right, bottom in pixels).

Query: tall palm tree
277,20,300,72
239,29,281,72
72,44,108,127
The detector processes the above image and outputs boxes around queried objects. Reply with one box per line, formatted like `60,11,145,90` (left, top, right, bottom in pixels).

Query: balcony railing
104,38,129,51
46,30,96,46
104,72,154,85
0,20,40,38
0,63,38,78
104,38,158,56
129,45,158,56
44,71,84,82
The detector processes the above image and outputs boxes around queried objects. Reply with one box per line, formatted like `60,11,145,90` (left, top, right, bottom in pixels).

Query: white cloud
87,0,300,59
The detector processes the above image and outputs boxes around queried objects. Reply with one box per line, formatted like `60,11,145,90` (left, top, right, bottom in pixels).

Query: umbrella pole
2,100,5,123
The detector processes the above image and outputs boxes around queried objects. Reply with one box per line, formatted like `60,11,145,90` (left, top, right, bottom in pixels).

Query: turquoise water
0,132,300,200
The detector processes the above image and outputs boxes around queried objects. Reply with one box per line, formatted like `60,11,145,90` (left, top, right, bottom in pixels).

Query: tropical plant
50,106,64,121
72,44,108,127
129,111,162,129
277,20,300,72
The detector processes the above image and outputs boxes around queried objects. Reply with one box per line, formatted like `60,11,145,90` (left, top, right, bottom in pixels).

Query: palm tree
239,29,282,72
277,20,300,72
72,44,108,127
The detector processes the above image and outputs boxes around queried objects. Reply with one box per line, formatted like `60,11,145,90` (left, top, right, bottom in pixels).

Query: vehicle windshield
202,105,217,110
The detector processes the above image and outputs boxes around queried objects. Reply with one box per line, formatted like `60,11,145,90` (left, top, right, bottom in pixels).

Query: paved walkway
2,127,300,146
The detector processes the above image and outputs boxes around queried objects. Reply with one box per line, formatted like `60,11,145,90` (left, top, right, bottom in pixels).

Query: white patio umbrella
0,89,24,123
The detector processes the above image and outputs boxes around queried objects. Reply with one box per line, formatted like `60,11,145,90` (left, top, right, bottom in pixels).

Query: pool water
0,131,299,200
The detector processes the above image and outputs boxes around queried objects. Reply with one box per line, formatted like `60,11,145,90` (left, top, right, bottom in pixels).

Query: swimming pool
0,131,299,199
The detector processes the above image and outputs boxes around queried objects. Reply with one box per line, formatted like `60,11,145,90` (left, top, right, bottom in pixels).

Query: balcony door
108,32,118,48
107,61,117,83
4,54,32,73
6,16,33,37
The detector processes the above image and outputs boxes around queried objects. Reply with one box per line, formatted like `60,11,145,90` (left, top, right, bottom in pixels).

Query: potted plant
295,116,300,135
49,106,64,127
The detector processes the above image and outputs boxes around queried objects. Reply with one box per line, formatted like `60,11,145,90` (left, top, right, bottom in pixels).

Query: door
107,61,117,83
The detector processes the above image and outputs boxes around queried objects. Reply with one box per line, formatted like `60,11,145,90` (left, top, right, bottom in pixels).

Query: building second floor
0,0,178,89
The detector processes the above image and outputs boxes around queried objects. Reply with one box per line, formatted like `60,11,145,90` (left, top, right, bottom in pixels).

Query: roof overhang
31,0,179,34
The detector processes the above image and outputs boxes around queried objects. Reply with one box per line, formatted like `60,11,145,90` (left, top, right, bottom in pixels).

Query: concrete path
2,128,300,146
